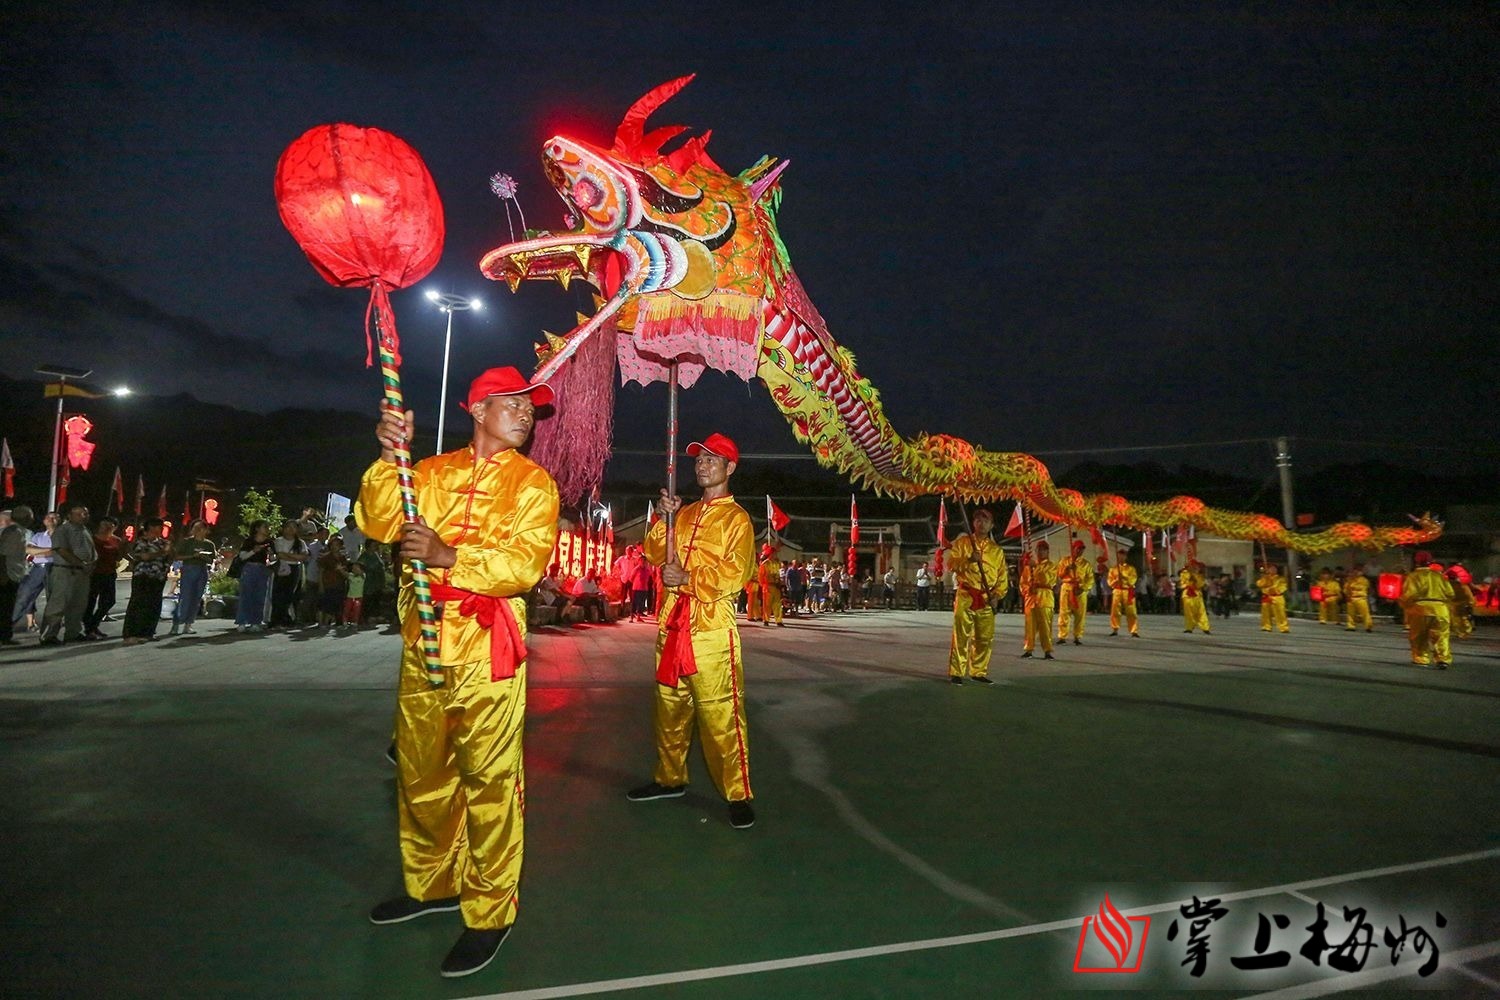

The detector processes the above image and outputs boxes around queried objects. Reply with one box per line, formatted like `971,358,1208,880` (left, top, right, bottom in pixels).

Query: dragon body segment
480,77,1438,554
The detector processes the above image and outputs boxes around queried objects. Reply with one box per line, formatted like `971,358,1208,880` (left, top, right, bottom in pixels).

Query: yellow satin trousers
744,584,761,620
1110,590,1138,634
1404,604,1451,665
1345,598,1373,631
1319,598,1341,624
395,646,526,931
1023,592,1054,652
758,587,783,625
1260,597,1290,632
1182,595,1211,633
653,627,752,801
948,590,995,678
1056,587,1086,640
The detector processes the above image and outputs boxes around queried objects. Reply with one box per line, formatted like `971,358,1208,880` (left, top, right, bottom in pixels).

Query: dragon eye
572,177,603,209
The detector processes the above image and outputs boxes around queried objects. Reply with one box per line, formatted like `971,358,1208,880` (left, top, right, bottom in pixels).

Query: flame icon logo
1073,894,1151,973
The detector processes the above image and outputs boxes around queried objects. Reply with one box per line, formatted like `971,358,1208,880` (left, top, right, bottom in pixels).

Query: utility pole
1275,436,1299,588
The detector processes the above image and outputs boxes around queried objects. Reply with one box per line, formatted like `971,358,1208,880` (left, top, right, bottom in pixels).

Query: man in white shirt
12,510,57,632
338,515,366,561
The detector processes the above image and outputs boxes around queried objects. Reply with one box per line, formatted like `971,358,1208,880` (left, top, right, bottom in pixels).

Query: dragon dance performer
755,544,784,627
1107,550,1139,637
1447,568,1476,641
1257,564,1291,633
1344,568,1374,632
1056,539,1094,645
1020,539,1057,659
743,573,762,621
947,508,1009,684
360,367,560,979
1316,568,1343,625
629,432,758,830
1179,560,1213,634
1401,551,1455,668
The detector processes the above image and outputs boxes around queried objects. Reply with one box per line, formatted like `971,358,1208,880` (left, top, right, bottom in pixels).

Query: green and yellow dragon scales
480,76,1437,554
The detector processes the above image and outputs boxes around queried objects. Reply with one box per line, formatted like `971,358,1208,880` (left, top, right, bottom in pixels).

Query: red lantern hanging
1309,584,1324,603
274,122,446,685
1378,573,1403,600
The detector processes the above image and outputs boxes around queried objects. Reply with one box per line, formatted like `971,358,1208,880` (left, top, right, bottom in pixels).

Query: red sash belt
1061,585,1080,612
656,594,698,687
430,582,525,681
1185,586,1198,598
960,584,991,607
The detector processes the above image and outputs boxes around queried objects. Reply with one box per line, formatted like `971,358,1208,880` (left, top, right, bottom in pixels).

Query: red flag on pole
57,460,70,504
134,475,145,516
1003,503,1025,539
0,438,14,499
182,489,192,526
156,484,168,519
934,498,947,575
767,495,790,533
111,466,125,512
847,495,860,575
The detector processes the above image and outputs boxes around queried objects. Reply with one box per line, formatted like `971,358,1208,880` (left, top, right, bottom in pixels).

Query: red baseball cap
686,432,739,463
461,366,553,410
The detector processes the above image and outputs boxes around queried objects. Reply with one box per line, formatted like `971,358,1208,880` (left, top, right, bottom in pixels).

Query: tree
237,487,285,537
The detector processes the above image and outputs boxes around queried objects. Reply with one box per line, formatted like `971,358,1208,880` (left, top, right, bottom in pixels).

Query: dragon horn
614,74,697,157
748,159,790,203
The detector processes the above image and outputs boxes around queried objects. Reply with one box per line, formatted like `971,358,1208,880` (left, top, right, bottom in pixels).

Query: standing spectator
235,520,275,632
271,521,308,628
82,516,123,640
358,539,388,623
882,567,897,609
121,518,170,645
338,514,366,562
808,559,827,612
293,506,322,542
316,535,348,629
1156,572,1176,615
300,527,329,623
0,507,28,645
915,563,931,610
840,567,854,611
784,560,806,617
170,519,216,636
628,546,654,621
40,502,95,645
825,564,843,612
12,510,57,633
342,561,366,628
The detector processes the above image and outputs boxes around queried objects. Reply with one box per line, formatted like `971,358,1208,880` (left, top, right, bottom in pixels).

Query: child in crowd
342,561,366,628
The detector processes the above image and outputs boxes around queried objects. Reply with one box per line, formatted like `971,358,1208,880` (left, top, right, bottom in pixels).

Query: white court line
1236,938,1500,998
461,846,1500,1000
1453,963,1500,991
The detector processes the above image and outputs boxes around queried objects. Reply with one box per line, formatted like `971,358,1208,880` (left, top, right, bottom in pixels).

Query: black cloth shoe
1073,639,1082,645
949,676,963,685
369,894,461,925
1109,630,1118,636
1043,652,1055,660
1019,650,1033,658
626,781,686,801
728,800,756,829
971,675,994,685
440,927,509,978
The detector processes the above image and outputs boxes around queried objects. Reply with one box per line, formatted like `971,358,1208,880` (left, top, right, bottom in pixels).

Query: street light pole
36,364,92,514
425,290,483,454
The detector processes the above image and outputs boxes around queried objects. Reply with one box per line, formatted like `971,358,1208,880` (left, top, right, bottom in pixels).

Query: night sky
2,3,1494,479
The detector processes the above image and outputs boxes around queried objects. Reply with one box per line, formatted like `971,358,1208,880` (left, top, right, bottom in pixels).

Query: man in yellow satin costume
1446,568,1475,642
1107,551,1139,637
1400,551,1454,668
1020,539,1057,659
1316,568,1342,624
1257,564,1291,633
1179,560,1212,634
947,508,1009,684
360,367,560,979
629,432,758,830
755,544,784,627
743,574,762,621
1056,538,1094,645
1344,568,1373,632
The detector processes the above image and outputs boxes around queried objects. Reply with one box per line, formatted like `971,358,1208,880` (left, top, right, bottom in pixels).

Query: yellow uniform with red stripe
1021,558,1058,653
1400,566,1454,665
1344,575,1373,631
1179,568,1212,633
644,496,756,802
1108,564,1139,635
756,555,783,625
947,533,1009,678
1317,575,1343,624
1056,554,1094,640
1257,570,1290,633
357,447,559,931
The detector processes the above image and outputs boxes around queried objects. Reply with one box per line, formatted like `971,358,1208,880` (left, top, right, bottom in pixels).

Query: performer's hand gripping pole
373,300,443,686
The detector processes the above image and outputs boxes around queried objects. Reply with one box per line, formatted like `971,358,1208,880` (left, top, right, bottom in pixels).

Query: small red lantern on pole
1378,573,1403,600
274,123,446,684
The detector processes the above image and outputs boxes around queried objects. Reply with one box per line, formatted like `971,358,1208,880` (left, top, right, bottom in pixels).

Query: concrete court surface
1,607,1497,999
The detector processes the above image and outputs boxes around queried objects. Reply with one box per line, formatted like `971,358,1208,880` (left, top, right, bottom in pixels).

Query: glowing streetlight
426,291,483,453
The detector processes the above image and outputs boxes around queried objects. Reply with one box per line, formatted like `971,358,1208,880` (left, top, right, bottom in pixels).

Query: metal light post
36,365,131,513
425,290,483,454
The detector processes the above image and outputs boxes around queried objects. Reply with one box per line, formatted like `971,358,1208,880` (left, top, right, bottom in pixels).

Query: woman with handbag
233,520,275,633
